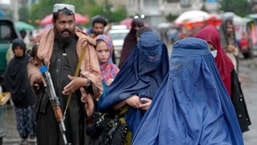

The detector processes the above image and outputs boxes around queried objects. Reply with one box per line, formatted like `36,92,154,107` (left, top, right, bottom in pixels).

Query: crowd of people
3,2,251,145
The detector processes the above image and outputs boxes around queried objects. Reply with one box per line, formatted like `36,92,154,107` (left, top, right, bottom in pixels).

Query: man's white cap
53,3,75,13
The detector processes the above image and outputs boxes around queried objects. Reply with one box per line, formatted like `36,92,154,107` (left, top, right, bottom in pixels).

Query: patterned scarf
95,35,119,82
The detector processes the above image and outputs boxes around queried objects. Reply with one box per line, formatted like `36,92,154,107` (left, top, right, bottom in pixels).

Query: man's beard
94,31,103,36
55,29,75,47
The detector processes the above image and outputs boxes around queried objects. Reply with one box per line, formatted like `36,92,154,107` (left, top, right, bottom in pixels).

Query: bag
86,112,128,145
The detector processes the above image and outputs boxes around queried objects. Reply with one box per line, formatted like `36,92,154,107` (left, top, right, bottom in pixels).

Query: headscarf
219,18,237,49
99,32,169,133
12,38,26,53
95,34,119,82
132,38,243,145
4,39,35,107
195,25,234,96
136,27,152,38
118,18,145,68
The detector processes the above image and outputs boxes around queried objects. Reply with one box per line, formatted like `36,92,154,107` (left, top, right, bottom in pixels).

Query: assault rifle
40,65,69,145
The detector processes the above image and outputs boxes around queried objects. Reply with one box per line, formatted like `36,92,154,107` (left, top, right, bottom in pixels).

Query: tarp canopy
175,10,222,29
175,10,210,25
15,21,35,31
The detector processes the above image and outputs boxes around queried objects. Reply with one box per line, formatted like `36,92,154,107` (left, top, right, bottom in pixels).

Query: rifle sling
64,44,87,117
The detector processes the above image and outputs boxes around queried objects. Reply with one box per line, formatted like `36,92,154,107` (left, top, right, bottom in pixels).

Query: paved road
238,57,257,145
1,57,257,145
1,105,36,145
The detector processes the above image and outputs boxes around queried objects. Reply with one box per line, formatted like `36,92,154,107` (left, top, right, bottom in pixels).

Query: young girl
86,35,120,145
4,38,36,145
94,34,119,106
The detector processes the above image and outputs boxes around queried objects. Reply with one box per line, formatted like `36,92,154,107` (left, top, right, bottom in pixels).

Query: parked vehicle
107,25,129,63
0,18,21,88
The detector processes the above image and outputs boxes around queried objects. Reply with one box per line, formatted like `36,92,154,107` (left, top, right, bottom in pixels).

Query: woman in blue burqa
99,32,169,144
132,38,244,145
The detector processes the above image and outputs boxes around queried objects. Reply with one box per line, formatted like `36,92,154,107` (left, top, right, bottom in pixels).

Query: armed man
27,3,102,145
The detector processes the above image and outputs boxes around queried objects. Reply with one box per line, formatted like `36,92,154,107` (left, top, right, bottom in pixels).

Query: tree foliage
19,6,30,22
27,0,127,26
29,0,57,24
165,13,179,22
219,0,252,17
110,7,127,23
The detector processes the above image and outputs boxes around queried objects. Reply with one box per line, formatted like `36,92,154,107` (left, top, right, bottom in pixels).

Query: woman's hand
139,98,152,111
62,75,88,95
125,95,142,109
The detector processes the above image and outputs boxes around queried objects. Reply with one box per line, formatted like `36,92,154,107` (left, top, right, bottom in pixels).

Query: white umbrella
175,10,210,24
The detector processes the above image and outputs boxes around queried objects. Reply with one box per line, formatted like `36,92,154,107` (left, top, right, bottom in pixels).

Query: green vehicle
0,18,21,88
0,18,21,145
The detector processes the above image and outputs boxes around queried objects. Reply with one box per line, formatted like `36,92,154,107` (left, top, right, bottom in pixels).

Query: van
107,25,129,63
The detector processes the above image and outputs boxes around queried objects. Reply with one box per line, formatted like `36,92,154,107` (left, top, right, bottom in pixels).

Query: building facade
124,0,219,27
103,0,219,27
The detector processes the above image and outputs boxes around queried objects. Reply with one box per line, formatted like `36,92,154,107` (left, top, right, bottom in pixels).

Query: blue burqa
99,32,169,134
132,38,244,145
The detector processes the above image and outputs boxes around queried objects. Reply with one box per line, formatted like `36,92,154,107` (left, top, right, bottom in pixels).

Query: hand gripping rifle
40,65,69,145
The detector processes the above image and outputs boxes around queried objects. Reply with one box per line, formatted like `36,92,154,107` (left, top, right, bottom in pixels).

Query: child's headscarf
12,38,26,54
95,35,119,82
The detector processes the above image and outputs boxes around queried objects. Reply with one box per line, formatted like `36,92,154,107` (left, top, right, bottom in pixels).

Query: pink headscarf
95,35,119,82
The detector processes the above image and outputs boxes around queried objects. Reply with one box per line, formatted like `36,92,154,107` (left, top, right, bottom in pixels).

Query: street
238,57,257,145
1,57,257,145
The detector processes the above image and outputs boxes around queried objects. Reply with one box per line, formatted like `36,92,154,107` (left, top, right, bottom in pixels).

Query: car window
109,32,128,40
0,21,17,43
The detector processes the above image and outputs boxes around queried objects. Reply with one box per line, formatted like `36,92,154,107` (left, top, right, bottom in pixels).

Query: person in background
239,32,251,59
19,29,27,39
88,16,108,38
4,38,36,145
195,25,251,133
219,18,239,71
6,29,28,64
118,18,144,68
132,37,244,145
88,16,117,64
27,3,102,145
99,32,169,145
